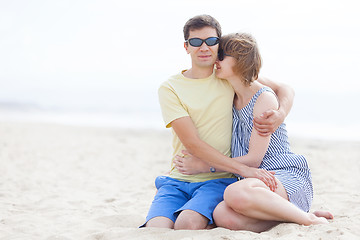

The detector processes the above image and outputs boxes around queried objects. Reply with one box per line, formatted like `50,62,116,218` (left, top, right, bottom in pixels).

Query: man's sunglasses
185,37,219,47
218,48,232,61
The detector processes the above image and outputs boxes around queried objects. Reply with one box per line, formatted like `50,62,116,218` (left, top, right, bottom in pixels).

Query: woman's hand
241,166,278,192
253,109,284,136
173,150,210,175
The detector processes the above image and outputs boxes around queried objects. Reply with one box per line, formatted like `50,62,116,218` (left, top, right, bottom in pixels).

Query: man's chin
198,61,215,68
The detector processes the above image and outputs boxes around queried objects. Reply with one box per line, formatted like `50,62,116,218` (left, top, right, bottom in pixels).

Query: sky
0,0,359,137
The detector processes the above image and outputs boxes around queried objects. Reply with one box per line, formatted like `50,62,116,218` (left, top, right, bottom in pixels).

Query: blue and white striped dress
231,87,313,212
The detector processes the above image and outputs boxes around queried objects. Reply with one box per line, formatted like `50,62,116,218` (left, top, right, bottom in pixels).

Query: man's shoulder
159,71,186,91
214,75,231,85
158,72,184,98
213,76,234,93
161,71,183,84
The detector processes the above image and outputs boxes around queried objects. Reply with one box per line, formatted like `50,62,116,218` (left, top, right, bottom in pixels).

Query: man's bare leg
145,216,174,229
174,210,209,230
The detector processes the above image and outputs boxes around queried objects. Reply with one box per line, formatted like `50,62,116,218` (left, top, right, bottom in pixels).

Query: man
144,15,294,230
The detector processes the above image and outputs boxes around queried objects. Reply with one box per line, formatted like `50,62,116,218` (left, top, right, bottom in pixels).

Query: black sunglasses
185,37,219,47
218,48,232,61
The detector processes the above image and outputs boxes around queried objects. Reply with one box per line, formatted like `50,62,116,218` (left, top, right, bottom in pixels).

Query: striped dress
231,87,313,212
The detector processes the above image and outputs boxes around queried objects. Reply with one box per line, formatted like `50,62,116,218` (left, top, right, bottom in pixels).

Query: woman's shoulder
252,87,279,118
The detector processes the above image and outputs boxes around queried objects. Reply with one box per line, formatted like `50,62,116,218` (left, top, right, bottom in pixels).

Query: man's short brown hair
183,15,222,40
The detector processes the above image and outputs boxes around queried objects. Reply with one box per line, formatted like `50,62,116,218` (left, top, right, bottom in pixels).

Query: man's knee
145,217,174,229
174,210,208,230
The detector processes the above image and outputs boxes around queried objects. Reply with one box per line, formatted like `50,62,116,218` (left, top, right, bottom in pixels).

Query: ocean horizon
0,88,358,142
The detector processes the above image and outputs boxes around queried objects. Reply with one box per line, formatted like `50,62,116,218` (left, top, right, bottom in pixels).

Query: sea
0,85,359,142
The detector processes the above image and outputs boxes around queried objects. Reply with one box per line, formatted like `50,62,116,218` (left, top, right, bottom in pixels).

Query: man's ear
184,42,190,54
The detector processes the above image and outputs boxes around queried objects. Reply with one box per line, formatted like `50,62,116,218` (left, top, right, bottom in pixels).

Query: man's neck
182,67,214,79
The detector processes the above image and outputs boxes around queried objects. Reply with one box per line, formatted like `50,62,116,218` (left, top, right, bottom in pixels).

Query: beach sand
0,121,359,240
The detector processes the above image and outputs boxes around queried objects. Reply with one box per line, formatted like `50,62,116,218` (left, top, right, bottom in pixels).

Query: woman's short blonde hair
219,33,262,85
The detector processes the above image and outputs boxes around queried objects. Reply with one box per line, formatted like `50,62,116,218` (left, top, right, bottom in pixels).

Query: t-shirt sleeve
158,83,189,128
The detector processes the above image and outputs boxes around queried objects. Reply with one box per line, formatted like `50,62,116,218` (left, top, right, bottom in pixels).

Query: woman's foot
313,210,334,220
306,211,333,225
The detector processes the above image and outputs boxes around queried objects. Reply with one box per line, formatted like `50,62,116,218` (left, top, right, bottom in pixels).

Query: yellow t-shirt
158,70,236,182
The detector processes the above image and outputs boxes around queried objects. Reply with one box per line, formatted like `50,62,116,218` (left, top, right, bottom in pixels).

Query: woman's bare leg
214,201,279,233
223,178,329,226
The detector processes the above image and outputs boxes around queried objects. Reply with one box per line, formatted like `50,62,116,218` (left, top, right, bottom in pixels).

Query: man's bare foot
313,210,334,220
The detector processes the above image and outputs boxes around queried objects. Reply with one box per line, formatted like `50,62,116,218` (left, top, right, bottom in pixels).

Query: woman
174,32,333,232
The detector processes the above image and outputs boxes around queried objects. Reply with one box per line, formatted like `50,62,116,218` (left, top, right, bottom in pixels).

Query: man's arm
171,116,277,190
255,77,295,136
171,116,241,174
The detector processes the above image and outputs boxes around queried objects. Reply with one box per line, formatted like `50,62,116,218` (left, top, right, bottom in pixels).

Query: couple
143,14,333,232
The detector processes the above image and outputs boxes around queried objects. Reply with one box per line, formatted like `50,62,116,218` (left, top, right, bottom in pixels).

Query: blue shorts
144,176,238,225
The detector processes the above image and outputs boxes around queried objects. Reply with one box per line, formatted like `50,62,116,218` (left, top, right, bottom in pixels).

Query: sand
0,121,359,240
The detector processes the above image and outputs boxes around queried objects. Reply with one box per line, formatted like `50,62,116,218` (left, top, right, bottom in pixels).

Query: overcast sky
0,0,359,109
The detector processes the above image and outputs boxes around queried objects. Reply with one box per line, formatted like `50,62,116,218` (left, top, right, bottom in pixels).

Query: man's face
184,27,219,69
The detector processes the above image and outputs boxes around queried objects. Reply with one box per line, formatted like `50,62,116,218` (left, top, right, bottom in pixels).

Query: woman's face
215,55,236,80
